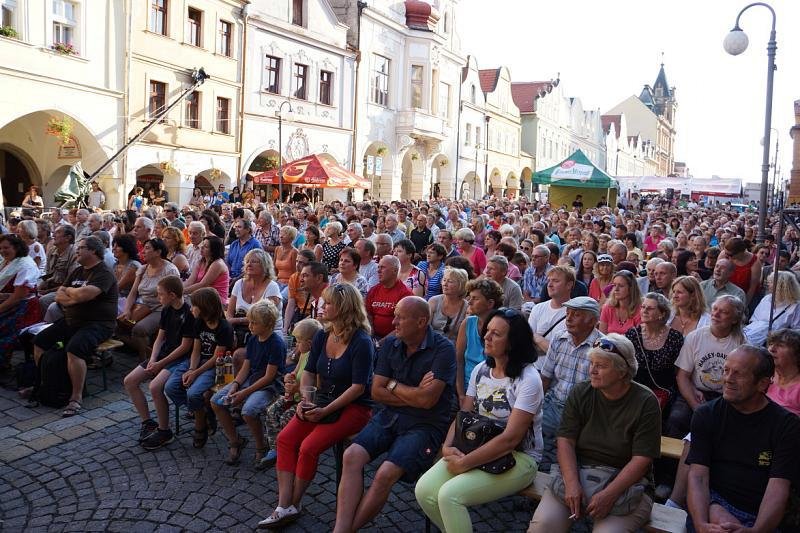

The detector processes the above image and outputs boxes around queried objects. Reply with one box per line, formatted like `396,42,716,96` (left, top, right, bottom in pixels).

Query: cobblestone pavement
0,349,534,532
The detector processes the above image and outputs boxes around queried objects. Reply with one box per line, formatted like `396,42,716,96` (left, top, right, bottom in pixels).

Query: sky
458,0,800,185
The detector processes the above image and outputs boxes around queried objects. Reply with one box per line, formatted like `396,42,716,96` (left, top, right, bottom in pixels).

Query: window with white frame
149,0,167,35
265,55,280,94
319,70,333,106
464,123,471,146
1,0,17,31
370,55,389,106
217,20,232,57
52,0,78,50
185,91,200,128
410,65,423,109
438,82,450,119
293,63,308,100
216,97,230,134
186,7,202,47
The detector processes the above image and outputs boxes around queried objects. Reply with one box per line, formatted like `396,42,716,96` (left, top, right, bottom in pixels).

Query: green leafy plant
376,146,388,156
45,116,74,144
0,26,18,38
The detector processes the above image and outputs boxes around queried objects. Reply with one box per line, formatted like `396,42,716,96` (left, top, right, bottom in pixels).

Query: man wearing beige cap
538,296,602,471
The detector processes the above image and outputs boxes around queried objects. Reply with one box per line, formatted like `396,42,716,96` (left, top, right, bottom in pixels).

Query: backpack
35,347,72,408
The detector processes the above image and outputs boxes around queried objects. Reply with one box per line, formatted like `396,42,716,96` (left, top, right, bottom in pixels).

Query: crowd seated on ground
4,185,800,530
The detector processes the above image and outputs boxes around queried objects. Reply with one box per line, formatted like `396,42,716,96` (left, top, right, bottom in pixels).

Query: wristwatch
387,379,398,393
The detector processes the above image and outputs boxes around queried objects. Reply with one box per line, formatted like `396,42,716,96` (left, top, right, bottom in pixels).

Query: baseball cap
597,254,613,264
563,296,600,317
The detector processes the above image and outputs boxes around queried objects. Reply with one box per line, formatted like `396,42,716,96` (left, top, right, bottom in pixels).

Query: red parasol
251,154,371,189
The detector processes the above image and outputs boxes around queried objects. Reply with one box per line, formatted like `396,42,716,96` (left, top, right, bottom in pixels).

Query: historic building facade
0,0,125,208
330,0,466,201
606,64,677,177
124,0,247,208
240,0,356,203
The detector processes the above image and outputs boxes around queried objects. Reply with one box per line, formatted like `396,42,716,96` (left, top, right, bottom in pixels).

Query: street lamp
275,101,294,204
723,2,777,244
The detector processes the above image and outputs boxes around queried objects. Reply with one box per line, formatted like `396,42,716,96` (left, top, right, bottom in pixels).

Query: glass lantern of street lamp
723,27,749,55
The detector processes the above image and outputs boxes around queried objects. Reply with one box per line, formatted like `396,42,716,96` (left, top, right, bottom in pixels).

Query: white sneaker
256,506,300,529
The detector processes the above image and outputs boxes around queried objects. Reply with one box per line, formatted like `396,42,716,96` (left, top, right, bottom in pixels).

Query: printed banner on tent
551,161,594,182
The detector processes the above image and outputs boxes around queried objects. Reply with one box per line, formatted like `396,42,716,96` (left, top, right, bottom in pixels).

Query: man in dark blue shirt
334,296,456,532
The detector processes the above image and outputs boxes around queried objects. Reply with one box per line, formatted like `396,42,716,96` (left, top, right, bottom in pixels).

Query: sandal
225,436,248,466
253,447,267,469
256,505,300,529
62,400,82,418
206,409,218,436
192,428,209,449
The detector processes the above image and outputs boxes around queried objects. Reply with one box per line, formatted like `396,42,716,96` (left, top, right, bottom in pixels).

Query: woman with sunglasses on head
455,278,504,408
528,333,661,532
428,267,469,343
259,284,374,528
599,270,642,335
588,254,615,306
417,307,542,533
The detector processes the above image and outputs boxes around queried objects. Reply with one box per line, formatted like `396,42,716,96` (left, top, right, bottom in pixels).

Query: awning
534,149,617,189
251,154,371,189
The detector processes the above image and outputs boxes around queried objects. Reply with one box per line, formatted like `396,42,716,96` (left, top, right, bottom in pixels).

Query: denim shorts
353,409,444,483
210,381,277,418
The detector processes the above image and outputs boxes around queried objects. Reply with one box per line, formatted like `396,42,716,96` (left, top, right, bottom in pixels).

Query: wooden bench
84,338,124,395
516,472,687,533
660,436,685,460
334,438,687,533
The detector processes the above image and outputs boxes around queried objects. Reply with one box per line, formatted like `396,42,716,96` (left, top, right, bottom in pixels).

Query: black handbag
452,411,516,474
296,391,343,424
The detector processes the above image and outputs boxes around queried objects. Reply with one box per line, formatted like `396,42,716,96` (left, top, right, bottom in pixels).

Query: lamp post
276,101,294,204
762,127,780,212
723,2,777,244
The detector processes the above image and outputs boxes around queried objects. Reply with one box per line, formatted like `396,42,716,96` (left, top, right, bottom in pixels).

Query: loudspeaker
666,188,674,200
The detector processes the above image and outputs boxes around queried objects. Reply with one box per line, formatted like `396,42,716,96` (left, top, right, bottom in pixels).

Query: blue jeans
164,360,215,412
540,392,566,472
210,381,277,418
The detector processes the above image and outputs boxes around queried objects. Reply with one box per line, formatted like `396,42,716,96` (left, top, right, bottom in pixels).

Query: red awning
251,154,371,189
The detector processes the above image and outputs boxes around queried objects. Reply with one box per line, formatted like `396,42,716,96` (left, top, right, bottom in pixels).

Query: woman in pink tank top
184,235,230,306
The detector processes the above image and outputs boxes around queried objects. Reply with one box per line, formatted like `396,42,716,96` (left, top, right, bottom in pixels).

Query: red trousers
276,403,371,481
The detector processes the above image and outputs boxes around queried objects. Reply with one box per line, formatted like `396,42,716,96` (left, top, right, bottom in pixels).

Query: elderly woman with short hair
315,221,346,275
528,333,661,532
626,292,683,413
16,219,47,275
455,227,487,276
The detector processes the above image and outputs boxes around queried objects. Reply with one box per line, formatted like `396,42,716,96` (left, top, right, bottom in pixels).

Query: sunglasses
593,338,631,370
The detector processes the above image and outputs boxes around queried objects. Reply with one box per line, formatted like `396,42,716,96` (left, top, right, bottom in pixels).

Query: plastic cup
299,385,317,411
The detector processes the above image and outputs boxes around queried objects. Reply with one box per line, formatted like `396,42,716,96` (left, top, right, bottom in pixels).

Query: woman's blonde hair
321,283,371,340
161,226,187,254
771,271,800,307
442,267,468,297
589,333,638,380
247,299,279,333
281,225,298,241
607,271,642,315
671,275,706,319
243,248,276,282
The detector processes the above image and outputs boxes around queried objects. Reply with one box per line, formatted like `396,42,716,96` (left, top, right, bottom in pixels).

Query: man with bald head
335,296,456,533
365,256,412,340
700,258,746,308
654,261,677,297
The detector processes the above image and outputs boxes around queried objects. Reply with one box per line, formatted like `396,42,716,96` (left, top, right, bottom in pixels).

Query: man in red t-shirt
365,256,412,340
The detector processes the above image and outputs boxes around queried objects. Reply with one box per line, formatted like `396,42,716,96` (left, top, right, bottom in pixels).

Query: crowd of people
1,185,800,532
